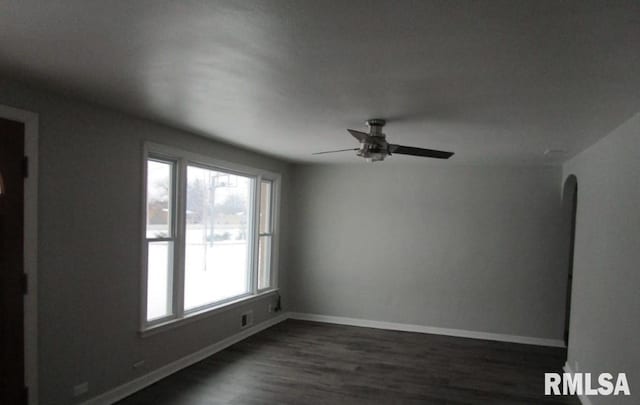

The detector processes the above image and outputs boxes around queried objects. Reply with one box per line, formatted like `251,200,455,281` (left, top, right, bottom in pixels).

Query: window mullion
251,177,261,295
173,158,187,318
146,237,174,242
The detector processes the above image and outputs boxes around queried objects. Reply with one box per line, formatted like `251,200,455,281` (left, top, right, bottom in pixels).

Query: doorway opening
0,117,26,404
0,105,38,405
562,175,578,347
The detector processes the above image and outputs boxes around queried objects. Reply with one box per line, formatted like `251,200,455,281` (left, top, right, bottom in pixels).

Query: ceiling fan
313,119,454,162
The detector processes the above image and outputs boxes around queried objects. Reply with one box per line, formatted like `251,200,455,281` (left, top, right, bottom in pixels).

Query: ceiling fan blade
388,144,454,159
312,148,359,155
347,129,370,142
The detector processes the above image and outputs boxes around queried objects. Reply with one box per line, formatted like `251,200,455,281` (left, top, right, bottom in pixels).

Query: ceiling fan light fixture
312,118,454,161
363,152,387,162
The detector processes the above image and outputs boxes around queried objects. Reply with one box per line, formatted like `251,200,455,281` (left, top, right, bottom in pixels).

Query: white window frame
257,179,276,292
144,156,178,325
140,142,280,334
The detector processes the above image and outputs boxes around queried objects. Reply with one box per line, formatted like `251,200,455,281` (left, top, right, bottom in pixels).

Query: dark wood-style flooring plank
118,320,579,404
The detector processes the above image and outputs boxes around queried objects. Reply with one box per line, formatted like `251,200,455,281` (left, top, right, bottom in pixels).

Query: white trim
250,174,259,294
289,312,566,348
0,104,39,405
139,143,149,331
140,290,279,337
82,313,288,405
563,363,593,405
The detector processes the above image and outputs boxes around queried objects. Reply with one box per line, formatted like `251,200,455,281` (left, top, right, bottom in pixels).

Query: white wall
0,80,292,405
288,163,568,340
563,113,640,404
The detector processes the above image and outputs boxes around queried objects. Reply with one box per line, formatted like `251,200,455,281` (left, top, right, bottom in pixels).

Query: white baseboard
563,363,594,405
288,312,566,348
82,313,288,405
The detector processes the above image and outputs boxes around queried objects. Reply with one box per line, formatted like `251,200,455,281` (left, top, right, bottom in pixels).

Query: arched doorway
562,175,578,347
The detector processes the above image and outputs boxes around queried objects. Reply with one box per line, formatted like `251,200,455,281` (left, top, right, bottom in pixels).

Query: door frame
562,174,578,349
0,104,38,405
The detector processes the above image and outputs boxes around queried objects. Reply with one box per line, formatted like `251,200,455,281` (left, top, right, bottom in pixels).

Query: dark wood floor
119,320,578,404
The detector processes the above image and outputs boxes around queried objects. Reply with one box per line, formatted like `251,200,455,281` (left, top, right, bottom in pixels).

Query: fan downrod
366,118,386,128
366,119,386,136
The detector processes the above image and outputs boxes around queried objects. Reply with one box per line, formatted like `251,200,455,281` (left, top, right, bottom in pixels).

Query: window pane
259,180,272,234
146,160,173,239
146,241,173,321
184,165,252,310
258,235,272,290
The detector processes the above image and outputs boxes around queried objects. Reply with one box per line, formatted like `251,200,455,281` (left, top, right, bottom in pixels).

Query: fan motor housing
358,120,389,161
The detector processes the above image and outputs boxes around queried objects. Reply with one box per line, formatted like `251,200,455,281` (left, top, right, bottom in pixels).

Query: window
258,180,274,290
145,159,175,321
142,144,279,329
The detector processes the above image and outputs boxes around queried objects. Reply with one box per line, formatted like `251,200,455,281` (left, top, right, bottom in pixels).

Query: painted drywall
288,163,568,340
563,113,640,404
0,80,292,405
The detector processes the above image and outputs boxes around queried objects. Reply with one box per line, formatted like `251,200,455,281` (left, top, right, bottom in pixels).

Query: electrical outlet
240,310,253,328
73,382,88,397
268,303,273,313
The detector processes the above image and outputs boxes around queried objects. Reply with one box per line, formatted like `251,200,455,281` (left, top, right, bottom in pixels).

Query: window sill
139,289,279,338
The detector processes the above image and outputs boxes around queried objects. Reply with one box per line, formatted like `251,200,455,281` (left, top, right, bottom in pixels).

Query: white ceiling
1,1,639,164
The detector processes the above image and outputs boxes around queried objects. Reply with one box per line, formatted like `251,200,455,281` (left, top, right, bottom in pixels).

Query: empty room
1,1,638,404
